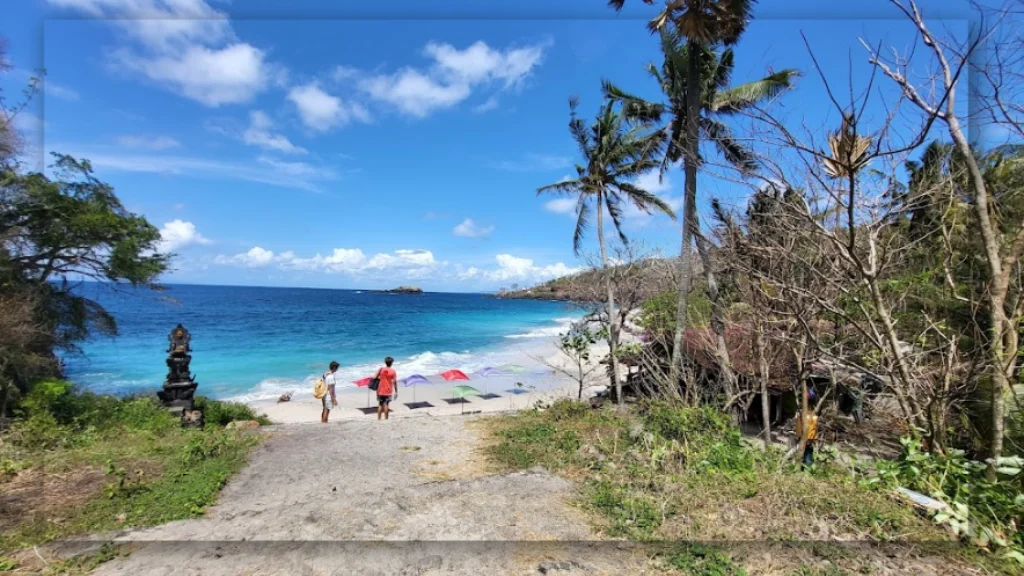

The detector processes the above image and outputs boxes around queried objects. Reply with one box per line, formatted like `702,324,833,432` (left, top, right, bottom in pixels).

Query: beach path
85,415,651,575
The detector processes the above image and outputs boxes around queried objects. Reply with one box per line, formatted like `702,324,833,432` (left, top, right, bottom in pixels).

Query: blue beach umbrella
476,367,502,377
401,374,431,402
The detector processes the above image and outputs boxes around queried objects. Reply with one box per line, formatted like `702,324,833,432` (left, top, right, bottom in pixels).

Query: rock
225,420,261,431
386,286,423,294
277,392,292,403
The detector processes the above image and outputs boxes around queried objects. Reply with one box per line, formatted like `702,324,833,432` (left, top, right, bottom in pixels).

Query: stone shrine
157,324,204,427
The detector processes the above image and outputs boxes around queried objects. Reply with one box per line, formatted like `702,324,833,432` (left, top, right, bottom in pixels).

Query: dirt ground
62,416,656,575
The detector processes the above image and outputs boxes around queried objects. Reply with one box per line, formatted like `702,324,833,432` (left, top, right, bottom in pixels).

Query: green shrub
864,437,1024,560
643,404,732,443
545,398,590,421
114,397,177,431
193,396,269,427
9,411,67,449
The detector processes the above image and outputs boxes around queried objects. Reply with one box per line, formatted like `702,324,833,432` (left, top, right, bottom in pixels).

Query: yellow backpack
313,374,327,400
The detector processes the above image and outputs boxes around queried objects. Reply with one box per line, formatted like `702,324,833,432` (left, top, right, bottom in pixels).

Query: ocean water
63,284,578,401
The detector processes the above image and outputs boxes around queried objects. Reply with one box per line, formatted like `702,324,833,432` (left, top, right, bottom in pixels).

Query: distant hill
495,258,677,303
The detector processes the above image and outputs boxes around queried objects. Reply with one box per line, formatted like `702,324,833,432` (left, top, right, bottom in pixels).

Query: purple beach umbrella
401,374,431,402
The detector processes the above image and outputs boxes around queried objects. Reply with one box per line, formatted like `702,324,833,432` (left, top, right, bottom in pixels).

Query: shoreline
248,338,611,424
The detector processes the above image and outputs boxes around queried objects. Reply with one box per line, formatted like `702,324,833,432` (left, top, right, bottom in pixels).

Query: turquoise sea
63,284,578,401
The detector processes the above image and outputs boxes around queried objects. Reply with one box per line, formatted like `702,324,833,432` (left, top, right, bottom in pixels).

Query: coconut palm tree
608,0,760,387
538,97,674,403
604,17,795,395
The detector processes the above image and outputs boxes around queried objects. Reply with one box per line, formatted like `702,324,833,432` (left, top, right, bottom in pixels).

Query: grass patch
663,543,746,576
484,398,1000,574
1,382,266,555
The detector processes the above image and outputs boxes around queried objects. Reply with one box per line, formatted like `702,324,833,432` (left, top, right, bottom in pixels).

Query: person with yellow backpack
314,361,339,423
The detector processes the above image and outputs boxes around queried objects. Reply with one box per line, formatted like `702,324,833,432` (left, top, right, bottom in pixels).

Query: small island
380,286,423,294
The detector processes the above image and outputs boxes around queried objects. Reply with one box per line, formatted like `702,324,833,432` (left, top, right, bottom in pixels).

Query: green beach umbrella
447,384,481,414
502,364,528,374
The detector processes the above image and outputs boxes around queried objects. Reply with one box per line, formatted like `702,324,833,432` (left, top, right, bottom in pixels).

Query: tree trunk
597,191,622,404
669,38,703,398
695,226,738,412
753,316,772,448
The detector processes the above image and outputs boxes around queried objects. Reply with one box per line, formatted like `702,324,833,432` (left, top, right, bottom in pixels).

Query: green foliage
194,396,271,426
664,543,746,576
864,437,1024,559
639,290,713,334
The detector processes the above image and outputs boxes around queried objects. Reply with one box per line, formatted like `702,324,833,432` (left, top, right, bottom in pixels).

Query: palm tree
608,0,762,387
605,26,797,399
538,98,674,403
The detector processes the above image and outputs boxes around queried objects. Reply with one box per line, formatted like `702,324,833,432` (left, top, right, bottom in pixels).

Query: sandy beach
248,340,612,424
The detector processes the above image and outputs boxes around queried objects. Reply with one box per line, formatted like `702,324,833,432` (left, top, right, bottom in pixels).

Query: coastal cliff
494,258,677,303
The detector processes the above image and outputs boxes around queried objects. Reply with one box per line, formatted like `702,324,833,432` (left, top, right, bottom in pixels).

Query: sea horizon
63,283,581,402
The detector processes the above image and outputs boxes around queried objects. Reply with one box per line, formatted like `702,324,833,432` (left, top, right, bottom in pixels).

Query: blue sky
1,0,984,292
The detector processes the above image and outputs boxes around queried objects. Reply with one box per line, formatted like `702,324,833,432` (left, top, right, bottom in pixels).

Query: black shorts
377,394,392,406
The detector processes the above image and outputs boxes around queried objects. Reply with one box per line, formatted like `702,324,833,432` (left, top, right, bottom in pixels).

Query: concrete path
85,416,654,575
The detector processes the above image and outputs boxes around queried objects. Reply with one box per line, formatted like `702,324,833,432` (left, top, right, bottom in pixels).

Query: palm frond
573,198,591,256
702,118,757,172
537,178,584,196
712,69,799,114
616,181,676,219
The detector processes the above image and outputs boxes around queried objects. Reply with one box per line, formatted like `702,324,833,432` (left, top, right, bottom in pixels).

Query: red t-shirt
377,367,396,396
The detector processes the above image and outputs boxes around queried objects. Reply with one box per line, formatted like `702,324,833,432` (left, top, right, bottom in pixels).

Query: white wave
504,316,578,339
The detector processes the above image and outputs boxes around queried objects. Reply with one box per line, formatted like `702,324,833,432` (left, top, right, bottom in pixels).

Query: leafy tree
538,97,674,403
1,153,169,409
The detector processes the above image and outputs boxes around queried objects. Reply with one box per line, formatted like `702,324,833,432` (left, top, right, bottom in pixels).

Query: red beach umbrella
439,369,470,381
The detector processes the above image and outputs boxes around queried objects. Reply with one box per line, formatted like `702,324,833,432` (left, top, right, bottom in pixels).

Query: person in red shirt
375,356,397,420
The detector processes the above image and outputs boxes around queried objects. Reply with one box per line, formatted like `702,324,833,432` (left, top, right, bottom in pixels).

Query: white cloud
356,40,548,117
214,247,440,277
452,218,495,238
364,249,438,270
544,198,577,215
473,95,500,113
287,82,370,132
48,0,275,107
158,219,211,252
44,80,80,101
496,153,571,172
215,246,277,268
59,147,336,192
116,134,181,150
460,254,580,283
256,156,334,179
359,69,471,118
242,111,306,154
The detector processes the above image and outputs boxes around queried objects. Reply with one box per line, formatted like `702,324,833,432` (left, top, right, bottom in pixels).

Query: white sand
248,340,612,424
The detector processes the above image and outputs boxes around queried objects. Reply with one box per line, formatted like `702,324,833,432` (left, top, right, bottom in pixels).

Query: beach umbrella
473,367,504,395
353,376,376,409
401,374,430,402
447,384,481,414
502,364,528,374
439,369,470,381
